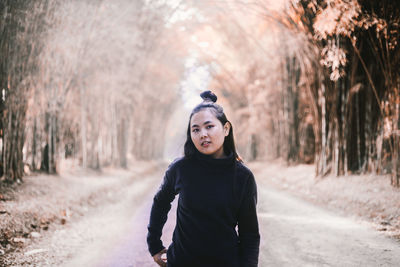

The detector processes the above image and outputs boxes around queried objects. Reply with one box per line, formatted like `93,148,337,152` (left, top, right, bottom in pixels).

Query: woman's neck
209,146,226,159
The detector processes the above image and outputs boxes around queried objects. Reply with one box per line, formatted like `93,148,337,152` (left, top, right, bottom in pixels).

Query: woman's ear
223,122,231,136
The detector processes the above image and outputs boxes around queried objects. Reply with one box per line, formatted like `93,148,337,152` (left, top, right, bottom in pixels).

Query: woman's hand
153,248,167,266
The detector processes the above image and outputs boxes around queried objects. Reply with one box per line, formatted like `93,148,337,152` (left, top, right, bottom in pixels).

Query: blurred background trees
281,0,400,185
180,0,399,185
0,0,399,186
0,0,182,182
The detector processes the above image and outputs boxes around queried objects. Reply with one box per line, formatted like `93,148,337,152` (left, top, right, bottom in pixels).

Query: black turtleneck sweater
147,151,260,267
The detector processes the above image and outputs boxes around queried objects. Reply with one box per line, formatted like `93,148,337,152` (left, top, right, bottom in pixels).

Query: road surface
10,167,400,266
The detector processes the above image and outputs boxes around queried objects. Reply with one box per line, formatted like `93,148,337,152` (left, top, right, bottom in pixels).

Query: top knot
200,90,217,103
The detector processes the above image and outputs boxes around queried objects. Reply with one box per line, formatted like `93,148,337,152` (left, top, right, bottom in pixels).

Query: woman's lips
201,141,211,147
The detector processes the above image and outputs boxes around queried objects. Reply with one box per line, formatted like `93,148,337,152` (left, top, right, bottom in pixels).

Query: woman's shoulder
167,156,190,171
235,160,255,179
235,161,257,192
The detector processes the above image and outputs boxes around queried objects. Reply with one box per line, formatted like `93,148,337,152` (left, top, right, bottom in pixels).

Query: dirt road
6,167,400,266
257,185,400,266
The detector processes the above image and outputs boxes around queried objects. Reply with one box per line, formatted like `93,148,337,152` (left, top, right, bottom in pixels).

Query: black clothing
147,150,260,267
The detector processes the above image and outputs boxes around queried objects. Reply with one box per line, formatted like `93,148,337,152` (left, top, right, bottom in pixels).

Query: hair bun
200,90,217,103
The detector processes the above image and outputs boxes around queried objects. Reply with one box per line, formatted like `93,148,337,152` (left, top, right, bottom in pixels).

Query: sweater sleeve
147,167,177,256
237,172,260,267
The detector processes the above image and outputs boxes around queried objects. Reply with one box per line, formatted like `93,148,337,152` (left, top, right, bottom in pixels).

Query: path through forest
4,165,400,266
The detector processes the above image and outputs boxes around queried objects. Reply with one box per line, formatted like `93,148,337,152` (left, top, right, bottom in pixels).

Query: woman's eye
192,129,199,133
206,125,214,129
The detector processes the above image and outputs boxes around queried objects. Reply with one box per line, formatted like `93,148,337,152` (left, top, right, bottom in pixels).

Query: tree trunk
118,118,127,168
31,117,37,170
80,87,87,169
391,86,399,186
319,83,327,175
3,106,25,182
48,112,53,173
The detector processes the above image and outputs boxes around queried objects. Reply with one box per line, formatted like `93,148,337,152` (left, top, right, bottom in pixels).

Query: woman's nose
200,129,208,138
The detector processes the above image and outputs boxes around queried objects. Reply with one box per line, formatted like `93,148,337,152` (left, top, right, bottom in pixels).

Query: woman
147,90,260,267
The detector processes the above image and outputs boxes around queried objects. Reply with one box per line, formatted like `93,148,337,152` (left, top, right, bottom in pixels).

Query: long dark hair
183,91,242,162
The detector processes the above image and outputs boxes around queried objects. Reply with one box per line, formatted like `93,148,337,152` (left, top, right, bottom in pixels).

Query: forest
0,0,399,186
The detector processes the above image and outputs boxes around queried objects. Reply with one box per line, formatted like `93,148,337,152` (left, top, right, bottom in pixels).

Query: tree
0,0,53,182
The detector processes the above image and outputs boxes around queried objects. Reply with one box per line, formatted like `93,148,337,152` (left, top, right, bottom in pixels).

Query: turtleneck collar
194,149,235,169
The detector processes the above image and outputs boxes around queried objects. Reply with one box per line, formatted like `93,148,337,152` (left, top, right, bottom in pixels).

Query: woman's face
190,109,230,159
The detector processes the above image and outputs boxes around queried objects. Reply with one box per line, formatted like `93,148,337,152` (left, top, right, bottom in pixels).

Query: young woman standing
147,91,260,267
